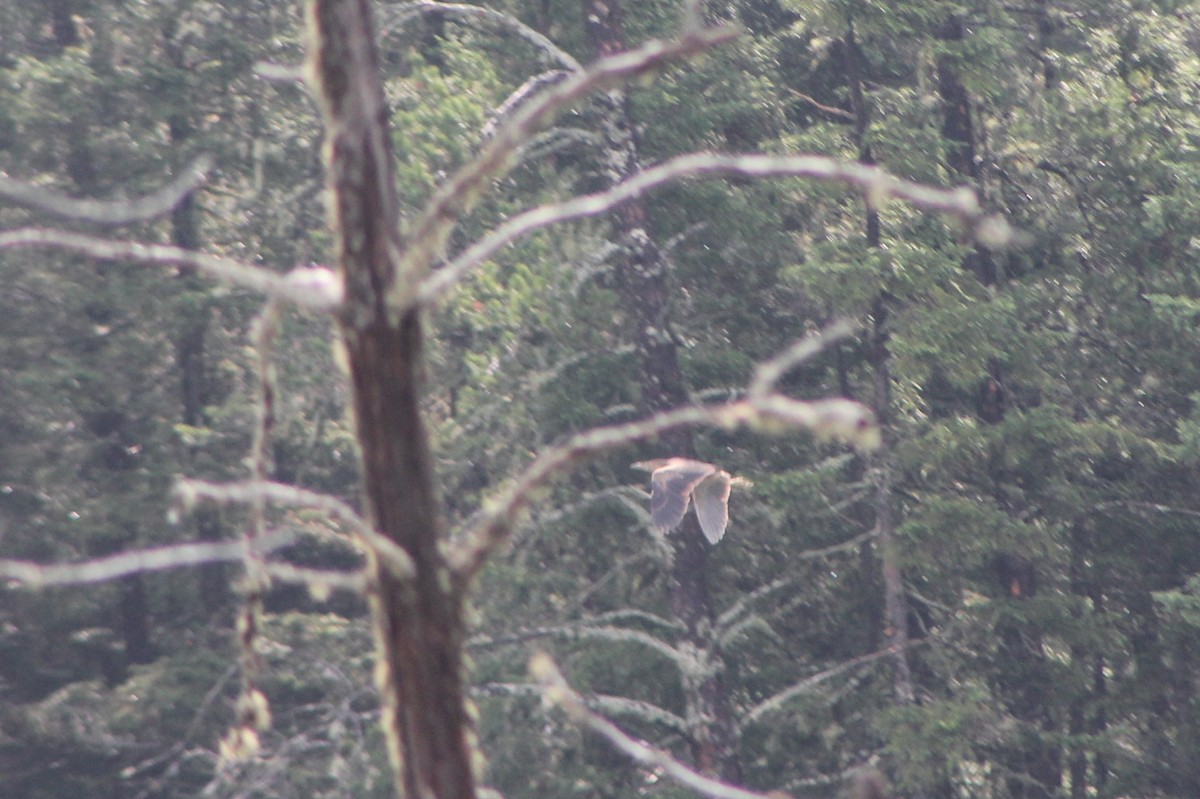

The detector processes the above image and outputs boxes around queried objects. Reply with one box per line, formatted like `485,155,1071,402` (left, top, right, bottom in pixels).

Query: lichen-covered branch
419,155,1011,305
0,156,212,224
453,326,877,579
0,229,342,311
395,24,739,308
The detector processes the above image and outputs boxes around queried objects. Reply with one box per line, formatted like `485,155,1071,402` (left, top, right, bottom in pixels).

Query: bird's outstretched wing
649,461,715,533
692,470,733,544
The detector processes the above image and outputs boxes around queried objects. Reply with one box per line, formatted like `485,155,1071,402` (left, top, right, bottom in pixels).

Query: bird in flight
631,458,749,544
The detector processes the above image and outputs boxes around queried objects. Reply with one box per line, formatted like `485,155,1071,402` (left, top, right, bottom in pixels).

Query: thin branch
786,88,854,120
469,623,690,670
395,23,740,306
419,153,1012,305
530,653,795,799
475,682,689,735
749,319,857,398
453,328,877,579
739,646,910,730
176,478,414,580
715,529,878,639
0,531,296,588
384,2,581,71
0,229,343,311
0,156,212,224
263,561,367,593
176,479,370,535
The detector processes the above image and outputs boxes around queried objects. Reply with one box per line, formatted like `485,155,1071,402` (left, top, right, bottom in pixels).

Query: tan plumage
631,458,749,544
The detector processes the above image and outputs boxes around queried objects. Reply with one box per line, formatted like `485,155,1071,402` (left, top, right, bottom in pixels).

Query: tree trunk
580,0,742,781
844,25,913,705
308,2,476,798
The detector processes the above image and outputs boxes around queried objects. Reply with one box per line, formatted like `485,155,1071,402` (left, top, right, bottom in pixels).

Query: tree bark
844,25,913,705
308,2,475,798
580,0,742,781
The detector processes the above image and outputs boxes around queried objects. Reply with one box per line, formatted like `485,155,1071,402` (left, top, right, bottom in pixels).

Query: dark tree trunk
845,25,913,706
120,575,154,665
164,71,231,613
309,3,476,798
579,0,742,781
936,15,995,287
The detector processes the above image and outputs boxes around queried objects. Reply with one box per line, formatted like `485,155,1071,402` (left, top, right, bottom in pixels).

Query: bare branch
715,529,878,640
263,562,367,593
739,647,904,730
475,682,689,735
748,320,856,399
786,88,854,120
0,531,296,588
452,327,877,579
470,623,691,670
176,479,414,580
419,154,1012,305
530,653,794,799
0,229,343,311
384,2,581,71
0,156,212,224
177,479,370,535
394,23,740,307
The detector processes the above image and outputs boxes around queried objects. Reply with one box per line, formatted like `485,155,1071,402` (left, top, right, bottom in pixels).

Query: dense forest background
3,0,1200,798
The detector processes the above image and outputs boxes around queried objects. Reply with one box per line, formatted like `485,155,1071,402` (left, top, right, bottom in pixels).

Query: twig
419,154,1011,305
0,156,212,224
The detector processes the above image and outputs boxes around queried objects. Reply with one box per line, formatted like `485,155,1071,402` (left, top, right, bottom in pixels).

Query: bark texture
307,2,475,798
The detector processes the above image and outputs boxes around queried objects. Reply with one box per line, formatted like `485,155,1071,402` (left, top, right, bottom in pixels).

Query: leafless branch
453,326,879,579
530,653,796,799
0,531,296,587
739,646,907,729
384,2,581,70
263,561,367,593
470,623,691,670
786,88,854,120
176,479,414,579
0,156,212,224
748,320,856,398
0,229,343,311
716,529,878,640
419,154,1012,305
476,682,689,735
394,23,740,306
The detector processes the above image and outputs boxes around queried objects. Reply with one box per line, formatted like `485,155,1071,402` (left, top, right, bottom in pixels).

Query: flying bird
631,458,749,544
